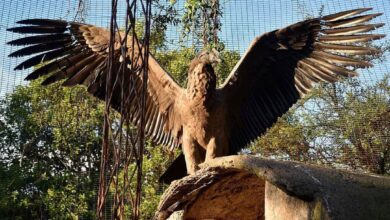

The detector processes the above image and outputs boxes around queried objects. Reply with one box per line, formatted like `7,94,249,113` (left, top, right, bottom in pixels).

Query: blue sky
0,0,389,97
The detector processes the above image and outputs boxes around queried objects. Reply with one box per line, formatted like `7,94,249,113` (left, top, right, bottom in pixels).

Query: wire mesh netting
1,0,390,98
0,0,389,218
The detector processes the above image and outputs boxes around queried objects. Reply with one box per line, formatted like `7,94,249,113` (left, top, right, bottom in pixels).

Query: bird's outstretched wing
8,19,184,150
219,8,385,153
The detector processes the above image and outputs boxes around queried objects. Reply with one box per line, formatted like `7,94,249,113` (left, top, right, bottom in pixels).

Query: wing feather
314,42,380,55
219,8,385,153
8,19,184,150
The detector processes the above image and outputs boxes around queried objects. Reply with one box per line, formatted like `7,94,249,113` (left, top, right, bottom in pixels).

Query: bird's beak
211,48,221,64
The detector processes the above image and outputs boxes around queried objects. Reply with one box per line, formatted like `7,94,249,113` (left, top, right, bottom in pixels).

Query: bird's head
197,48,221,67
187,48,219,93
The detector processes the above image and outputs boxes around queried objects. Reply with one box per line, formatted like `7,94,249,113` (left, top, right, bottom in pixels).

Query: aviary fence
0,0,389,219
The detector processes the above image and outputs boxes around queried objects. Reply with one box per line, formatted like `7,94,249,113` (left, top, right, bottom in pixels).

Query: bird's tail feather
159,153,187,184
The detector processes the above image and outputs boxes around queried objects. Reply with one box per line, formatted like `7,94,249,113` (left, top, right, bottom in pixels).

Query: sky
0,0,389,97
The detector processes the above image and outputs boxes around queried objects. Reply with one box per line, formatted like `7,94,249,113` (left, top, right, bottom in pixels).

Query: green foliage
109,141,178,219
43,182,90,219
214,50,241,85
251,76,390,174
0,79,103,219
305,77,390,174
156,47,197,86
2,2,389,219
0,76,181,219
0,23,239,220
181,0,223,49
251,112,312,162
141,142,177,217
155,47,240,87
0,3,234,217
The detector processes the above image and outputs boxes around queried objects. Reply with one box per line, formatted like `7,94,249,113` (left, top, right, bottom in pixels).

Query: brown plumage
8,8,385,183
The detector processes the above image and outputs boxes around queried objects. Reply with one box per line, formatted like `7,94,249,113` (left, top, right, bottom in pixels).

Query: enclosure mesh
0,0,389,218
1,0,389,94
0,0,389,181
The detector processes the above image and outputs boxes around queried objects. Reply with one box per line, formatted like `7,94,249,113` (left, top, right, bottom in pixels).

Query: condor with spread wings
8,8,385,183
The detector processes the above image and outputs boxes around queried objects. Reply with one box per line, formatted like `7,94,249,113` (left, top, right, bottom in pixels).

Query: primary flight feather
8,8,385,183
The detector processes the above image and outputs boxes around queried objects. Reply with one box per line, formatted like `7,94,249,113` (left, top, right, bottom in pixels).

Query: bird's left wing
8,19,184,150
218,8,385,153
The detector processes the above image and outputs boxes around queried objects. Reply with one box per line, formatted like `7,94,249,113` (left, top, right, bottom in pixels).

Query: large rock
154,155,390,220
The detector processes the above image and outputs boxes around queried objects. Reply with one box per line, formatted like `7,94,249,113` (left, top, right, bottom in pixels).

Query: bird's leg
205,137,217,161
182,133,200,175
205,137,227,162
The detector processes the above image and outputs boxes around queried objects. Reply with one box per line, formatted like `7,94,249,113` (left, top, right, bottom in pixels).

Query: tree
251,64,390,175
3,2,388,219
0,79,103,219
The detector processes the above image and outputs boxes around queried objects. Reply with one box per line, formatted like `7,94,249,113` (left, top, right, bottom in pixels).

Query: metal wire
95,0,152,219
0,0,389,218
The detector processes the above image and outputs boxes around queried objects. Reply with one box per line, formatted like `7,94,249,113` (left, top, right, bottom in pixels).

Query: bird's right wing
8,19,185,150
218,8,384,153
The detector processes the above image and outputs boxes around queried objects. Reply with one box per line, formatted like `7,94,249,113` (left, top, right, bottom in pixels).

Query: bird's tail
159,153,187,184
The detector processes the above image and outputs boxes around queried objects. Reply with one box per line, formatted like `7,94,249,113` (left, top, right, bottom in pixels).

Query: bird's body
176,55,230,173
8,8,385,182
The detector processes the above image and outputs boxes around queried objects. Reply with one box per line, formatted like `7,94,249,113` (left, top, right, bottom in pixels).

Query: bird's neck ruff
187,59,217,104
